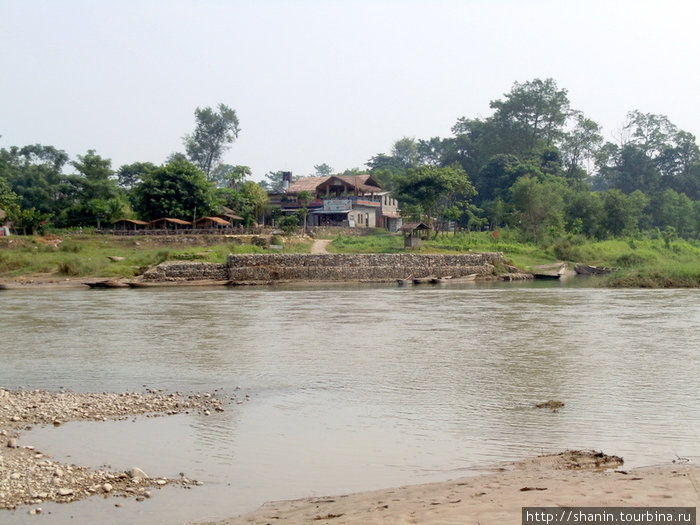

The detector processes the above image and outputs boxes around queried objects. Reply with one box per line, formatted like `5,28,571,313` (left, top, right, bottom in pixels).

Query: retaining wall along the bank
142,253,512,283
142,261,229,281
226,253,504,282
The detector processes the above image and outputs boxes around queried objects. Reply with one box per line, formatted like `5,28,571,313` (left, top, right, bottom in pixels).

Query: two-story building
269,174,401,231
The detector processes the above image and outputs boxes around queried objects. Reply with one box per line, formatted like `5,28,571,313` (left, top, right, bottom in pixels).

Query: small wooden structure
194,216,234,229
148,218,192,230
113,219,148,231
400,222,430,249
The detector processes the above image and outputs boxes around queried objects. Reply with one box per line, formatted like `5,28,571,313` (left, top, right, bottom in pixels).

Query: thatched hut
148,218,192,230
112,219,148,231
194,216,234,229
400,222,431,249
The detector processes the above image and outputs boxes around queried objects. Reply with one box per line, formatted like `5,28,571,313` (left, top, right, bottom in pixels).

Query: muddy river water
1,282,699,524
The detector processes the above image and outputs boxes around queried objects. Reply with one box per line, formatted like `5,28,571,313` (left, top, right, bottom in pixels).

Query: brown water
1,283,699,524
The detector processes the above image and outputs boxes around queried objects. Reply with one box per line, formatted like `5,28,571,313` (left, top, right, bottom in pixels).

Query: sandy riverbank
0,388,243,512
199,451,698,525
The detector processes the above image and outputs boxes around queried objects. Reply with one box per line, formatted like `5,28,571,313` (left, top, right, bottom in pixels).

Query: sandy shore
0,388,244,512
200,452,698,525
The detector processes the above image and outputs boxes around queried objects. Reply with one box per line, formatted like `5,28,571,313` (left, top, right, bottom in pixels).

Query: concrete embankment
142,253,530,283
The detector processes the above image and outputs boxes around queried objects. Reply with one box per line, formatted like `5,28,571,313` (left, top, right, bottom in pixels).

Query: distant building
268,174,402,231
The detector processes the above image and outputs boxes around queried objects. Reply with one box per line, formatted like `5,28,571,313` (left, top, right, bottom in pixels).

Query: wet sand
200,452,698,524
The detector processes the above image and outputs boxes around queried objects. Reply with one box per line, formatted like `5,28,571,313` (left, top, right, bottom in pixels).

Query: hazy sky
2,0,699,181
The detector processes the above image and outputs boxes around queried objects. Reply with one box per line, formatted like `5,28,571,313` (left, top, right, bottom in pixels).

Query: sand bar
200,451,698,525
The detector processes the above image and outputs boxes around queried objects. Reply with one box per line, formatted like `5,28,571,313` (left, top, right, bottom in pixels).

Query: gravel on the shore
0,387,243,512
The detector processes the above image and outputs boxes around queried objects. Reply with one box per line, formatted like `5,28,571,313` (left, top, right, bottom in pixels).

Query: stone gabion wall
142,261,229,281
226,253,504,282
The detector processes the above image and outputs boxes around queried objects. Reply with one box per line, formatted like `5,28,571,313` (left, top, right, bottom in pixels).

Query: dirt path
310,239,331,254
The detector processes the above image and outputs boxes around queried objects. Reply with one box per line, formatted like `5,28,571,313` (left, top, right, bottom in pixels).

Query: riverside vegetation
1,229,697,288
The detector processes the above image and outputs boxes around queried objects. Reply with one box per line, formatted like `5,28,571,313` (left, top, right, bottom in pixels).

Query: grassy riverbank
328,229,700,288
1,230,698,287
0,234,312,279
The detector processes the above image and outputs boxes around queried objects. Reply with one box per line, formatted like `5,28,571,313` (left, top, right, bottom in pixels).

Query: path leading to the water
310,239,331,254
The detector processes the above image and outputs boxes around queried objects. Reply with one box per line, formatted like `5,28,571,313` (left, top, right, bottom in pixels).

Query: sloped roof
399,222,430,231
286,176,330,193
149,218,192,226
194,216,233,226
113,218,148,226
287,174,381,194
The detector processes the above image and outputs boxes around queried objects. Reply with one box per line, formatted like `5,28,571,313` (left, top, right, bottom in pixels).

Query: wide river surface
1,281,699,524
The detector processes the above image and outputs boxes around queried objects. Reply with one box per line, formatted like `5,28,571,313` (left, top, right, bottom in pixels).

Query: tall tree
211,164,251,189
1,145,72,217
489,78,571,153
134,160,216,221
117,161,156,189
394,164,476,233
313,163,334,177
65,150,122,227
184,103,240,179
560,111,603,182
509,176,565,241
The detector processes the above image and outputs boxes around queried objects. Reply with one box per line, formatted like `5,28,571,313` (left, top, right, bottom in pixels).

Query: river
1,282,699,524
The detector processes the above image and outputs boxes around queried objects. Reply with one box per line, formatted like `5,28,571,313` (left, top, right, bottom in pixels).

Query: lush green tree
9,207,46,235
1,145,73,217
0,176,19,211
564,190,604,238
602,189,649,236
184,103,240,179
489,78,571,153
560,111,603,182
509,176,565,242
313,163,334,177
239,181,269,225
211,164,251,189
649,189,695,237
66,150,121,227
134,160,216,221
417,137,448,166
391,137,419,168
117,161,156,189
394,164,476,233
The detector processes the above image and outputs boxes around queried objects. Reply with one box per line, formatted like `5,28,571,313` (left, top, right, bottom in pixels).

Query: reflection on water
2,283,699,524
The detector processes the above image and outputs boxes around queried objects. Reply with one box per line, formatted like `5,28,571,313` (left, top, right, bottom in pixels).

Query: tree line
0,104,268,233
1,79,699,240
368,78,699,241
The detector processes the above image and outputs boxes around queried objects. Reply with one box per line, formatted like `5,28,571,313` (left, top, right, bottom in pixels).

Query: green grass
325,229,699,287
0,233,313,278
2,231,697,287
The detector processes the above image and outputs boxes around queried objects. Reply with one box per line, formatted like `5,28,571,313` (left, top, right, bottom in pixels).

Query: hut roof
219,207,244,220
113,218,148,226
399,222,430,231
149,218,192,226
194,216,232,226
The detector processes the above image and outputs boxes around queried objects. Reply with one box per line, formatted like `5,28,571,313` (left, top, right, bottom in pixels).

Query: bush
614,253,648,268
60,241,82,253
57,260,81,276
551,237,583,261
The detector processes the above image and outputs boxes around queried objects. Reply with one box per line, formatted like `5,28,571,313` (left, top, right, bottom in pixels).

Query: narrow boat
413,276,434,284
575,264,614,275
84,280,129,289
533,273,561,280
397,278,413,286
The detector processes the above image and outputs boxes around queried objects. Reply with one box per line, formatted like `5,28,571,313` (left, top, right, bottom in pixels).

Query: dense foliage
368,78,699,241
1,82,699,242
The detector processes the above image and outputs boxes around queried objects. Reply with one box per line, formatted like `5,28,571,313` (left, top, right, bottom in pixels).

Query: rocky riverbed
0,388,243,513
